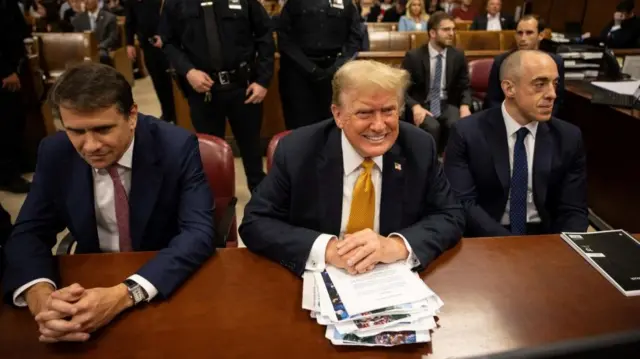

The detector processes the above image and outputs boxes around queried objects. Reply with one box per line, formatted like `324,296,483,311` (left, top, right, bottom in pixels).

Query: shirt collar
89,9,100,18
341,131,383,176
487,12,500,19
94,136,135,173
501,102,538,139
428,42,447,59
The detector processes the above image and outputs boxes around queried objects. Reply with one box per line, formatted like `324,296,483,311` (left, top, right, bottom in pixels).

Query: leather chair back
455,21,472,31
455,31,501,51
409,32,430,49
34,32,98,85
196,134,238,247
369,31,411,51
266,130,292,173
468,58,494,101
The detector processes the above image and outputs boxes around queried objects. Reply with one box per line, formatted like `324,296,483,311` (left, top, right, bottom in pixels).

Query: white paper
325,263,433,316
302,272,316,311
591,80,640,95
326,326,431,347
622,56,640,80
355,316,438,337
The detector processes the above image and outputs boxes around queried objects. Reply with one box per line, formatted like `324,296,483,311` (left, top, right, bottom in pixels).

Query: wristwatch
123,279,148,306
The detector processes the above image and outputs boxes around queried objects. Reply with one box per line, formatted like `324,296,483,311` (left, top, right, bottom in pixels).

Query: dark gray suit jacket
72,9,120,51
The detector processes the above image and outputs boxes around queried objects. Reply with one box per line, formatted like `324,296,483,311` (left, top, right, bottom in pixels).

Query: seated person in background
594,1,640,49
381,0,405,22
470,0,515,31
402,11,472,155
357,0,381,22
60,0,83,32
379,0,394,20
2,63,215,342
438,0,457,15
72,0,120,65
240,60,464,277
399,0,429,31
444,50,588,237
452,0,477,22
105,0,125,16
484,15,564,115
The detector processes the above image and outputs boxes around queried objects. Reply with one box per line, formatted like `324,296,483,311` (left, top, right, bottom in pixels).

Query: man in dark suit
240,60,464,276
444,50,588,237
0,203,11,281
2,63,215,342
72,0,120,65
484,15,565,115
598,1,640,49
402,11,472,154
470,0,515,31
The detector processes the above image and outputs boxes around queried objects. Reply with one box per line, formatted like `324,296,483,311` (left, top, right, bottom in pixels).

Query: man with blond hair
240,60,464,276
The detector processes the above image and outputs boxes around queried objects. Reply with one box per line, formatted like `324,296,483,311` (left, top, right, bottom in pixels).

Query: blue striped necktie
509,127,529,235
428,54,443,118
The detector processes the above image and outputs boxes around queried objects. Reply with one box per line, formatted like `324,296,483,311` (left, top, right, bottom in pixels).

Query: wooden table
561,82,640,232
1,235,639,358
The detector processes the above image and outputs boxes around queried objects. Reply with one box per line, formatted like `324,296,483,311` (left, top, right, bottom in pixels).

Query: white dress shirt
13,138,158,306
442,2,456,14
428,42,448,100
500,103,541,225
305,132,421,272
487,13,502,31
88,9,99,31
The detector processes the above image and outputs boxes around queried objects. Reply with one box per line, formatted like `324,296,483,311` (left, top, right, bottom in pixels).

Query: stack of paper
302,262,443,347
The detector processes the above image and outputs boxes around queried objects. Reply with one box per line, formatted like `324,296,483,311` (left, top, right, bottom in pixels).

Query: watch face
131,287,146,303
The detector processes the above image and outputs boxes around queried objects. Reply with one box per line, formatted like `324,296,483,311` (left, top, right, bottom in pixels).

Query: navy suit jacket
239,120,465,275
483,50,565,115
2,115,215,303
470,13,515,30
443,108,588,237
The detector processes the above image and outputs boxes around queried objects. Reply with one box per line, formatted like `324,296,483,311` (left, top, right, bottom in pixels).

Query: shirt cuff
128,274,159,302
305,234,336,272
610,25,621,32
13,278,57,307
389,232,421,269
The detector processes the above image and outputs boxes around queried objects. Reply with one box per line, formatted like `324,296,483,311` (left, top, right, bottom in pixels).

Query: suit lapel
445,48,455,90
483,109,510,193
128,119,162,250
379,144,405,236
316,127,343,236
533,122,552,212
66,155,100,253
421,46,431,98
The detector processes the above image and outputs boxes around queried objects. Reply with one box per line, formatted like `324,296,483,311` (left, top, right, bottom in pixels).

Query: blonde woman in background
399,0,429,31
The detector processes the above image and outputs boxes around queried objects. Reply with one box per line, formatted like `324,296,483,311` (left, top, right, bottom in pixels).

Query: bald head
500,50,559,124
500,50,555,82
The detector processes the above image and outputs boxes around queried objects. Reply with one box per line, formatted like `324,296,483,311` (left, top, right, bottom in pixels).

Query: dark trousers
279,55,333,130
419,102,460,154
0,88,25,184
187,85,265,191
141,44,176,123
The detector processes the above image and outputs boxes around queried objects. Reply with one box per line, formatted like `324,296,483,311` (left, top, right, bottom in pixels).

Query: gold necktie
346,159,375,234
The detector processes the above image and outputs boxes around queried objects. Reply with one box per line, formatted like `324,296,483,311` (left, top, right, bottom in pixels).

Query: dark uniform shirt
277,0,361,74
0,0,29,79
124,0,164,46
161,0,274,88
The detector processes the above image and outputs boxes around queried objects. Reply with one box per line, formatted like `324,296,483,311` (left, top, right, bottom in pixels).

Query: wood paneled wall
458,0,634,37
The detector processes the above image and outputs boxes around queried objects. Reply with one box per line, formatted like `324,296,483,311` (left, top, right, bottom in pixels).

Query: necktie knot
516,127,529,142
361,159,375,173
107,165,120,181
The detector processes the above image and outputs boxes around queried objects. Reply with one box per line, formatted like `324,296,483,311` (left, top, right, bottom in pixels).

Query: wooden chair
369,32,411,51
409,32,430,49
500,30,517,51
455,21,472,31
366,22,398,32
454,31,501,51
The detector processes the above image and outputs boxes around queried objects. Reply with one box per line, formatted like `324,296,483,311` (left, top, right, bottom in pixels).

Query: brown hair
517,14,546,33
48,62,134,120
427,11,454,31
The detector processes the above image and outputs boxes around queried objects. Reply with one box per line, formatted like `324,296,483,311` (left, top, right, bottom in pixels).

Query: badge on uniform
330,0,343,9
229,0,241,10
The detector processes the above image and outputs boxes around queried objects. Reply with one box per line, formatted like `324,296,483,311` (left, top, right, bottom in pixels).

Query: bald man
443,50,588,237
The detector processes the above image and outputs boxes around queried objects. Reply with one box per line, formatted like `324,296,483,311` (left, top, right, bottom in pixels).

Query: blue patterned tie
509,127,529,235
428,54,443,118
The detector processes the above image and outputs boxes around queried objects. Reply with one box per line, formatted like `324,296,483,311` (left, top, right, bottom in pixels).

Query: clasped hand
325,229,409,275
28,283,132,343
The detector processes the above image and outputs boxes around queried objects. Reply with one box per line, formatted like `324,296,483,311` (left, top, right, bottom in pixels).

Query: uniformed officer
124,0,176,123
162,0,274,192
277,0,362,130
0,0,31,193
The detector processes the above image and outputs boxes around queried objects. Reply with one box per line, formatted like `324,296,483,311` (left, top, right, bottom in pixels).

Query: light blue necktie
428,54,443,118
90,14,96,31
509,127,529,235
